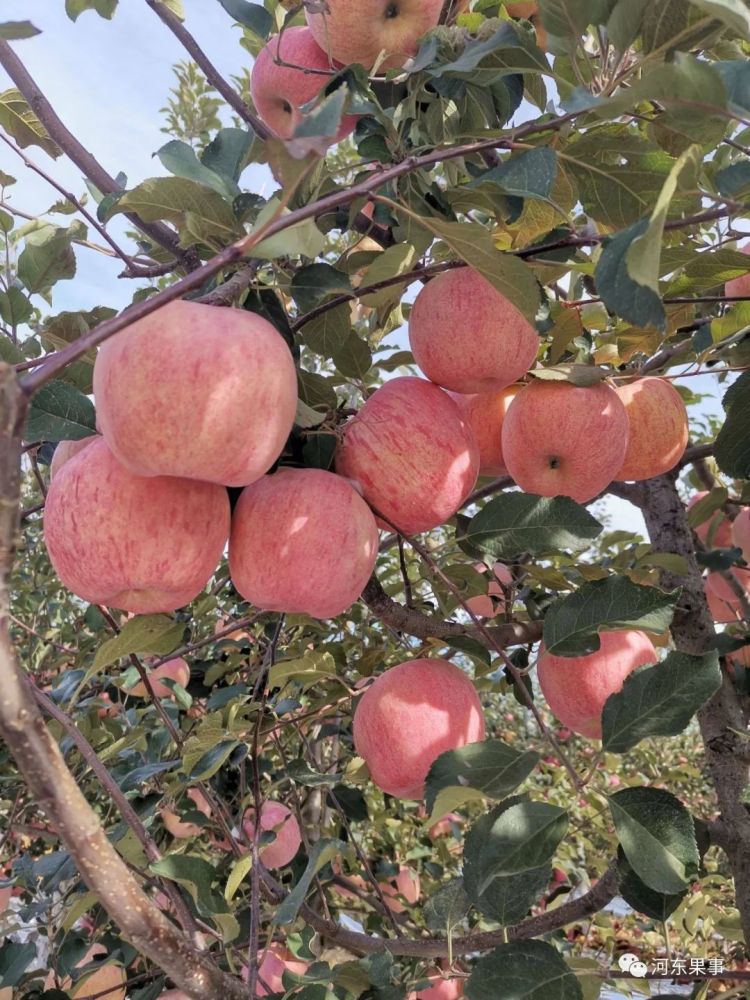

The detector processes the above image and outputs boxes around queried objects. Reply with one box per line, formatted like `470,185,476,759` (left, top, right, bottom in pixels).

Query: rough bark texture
642,472,750,945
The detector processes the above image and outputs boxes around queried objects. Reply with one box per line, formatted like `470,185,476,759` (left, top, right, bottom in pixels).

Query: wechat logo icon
618,953,648,978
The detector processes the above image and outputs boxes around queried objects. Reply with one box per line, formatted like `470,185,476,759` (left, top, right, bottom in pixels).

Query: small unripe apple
705,570,750,623
49,435,98,480
614,377,689,481
128,658,190,699
537,631,658,739
687,491,732,548
336,377,479,534
44,439,230,614
242,801,301,868
353,658,486,799
251,27,357,141
94,300,298,487
409,268,539,394
306,0,444,72
381,866,421,913
725,242,750,299
449,386,520,476
229,468,379,618
501,379,629,503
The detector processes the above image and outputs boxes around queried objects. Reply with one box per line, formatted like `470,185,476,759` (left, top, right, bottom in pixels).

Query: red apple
44,439,230,614
251,27,357,141
49,435,98,480
409,269,539,394
229,468,379,618
161,788,212,839
725,242,750,299
615,377,689,481
242,801,301,868
336,377,479,534
732,507,750,560
501,379,629,503
449,386,520,476
129,658,190,699
381,866,421,913
687,491,733,548
705,570,750,623
353,658,486,799
93,300,298,487
306,0,444,72
248,942,309,997
537,630,658,739
428,812,463,840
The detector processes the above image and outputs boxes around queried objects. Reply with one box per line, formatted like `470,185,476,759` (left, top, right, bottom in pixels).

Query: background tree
1,1,750,998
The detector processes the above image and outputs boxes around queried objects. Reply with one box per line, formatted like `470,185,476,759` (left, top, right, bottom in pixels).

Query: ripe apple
161,788,212,839
93,300,298,487
501,379,629,503
614,377,689,481
251,27,357,141
725,242,750,299
465,562,513,618
353,658,486,799
49,435,98,480
44,439,230,614
68,950,126,1000
129,658,190,699
247,942,309,997
229,468,379,618
449,386,520,476
336,376,479,534
506,1,538,15
537,630,658,739
705,570,750,623
687,491,732,548
409,974,464,999
428,812,463,840
732,507,750,560
306,0,444,72
242,801,301,868
409,268,539,394
381,866,421,913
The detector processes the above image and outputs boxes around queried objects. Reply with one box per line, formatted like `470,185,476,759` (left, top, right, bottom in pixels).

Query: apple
501,379,629,503
465,562,513,618
44,439,229,614
687,491,732,548
336,376,479,534
732,507,750,560
428,812,463,840
614,377,689,481
353,658,486,799
506,1,538,15
409,268,539,394
306,0,444,72
128,658,191,699
705,570,750,623
67,946,126,1000
537,630,658,739
381,866,421,913
49,435,98,480
725,242,750,299
161,788,212,839
229,468,379,618
93,300,298,487
251,27,357,141
246,942,309,997
409,974,464,1000
449,386,520,476
242,801,301,868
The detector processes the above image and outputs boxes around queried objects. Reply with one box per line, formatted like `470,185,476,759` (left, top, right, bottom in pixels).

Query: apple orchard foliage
4,0,750,998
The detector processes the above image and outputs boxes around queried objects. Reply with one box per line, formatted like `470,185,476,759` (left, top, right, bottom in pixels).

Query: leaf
0,941,37,987
715,370,750,479
155,140,238,199
543,576,676,657
187,739,239,780
277,840,348,925
617,851,686,921
458,494,602,560
333,332,372,379
251,198,327,260
642,0,689,54
0,89,60,158
269,651,338,691
419,219,540,321
0,287,32,327
201,128,254,182
423,879,472,936
217,0,273,37
292,263,352,313
471,148,558,202
595,219,666,331
25,380,96,442
17,226,76,294
150,854,239,940
607,0,649,51
466,940,583,1000
225,853,254,902
65,0,118,19
715,161,750,198
93,615,185,670
425,740,539,818
609,787,700,894
688,0,750,38
0,21,41,39
360,243,419,310
602,650,722,752
116,177,237,241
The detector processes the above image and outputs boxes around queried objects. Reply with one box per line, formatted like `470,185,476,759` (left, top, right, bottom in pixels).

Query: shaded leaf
155,140,238,199
423,878,472,936
25,380,96,442
277,840,348,925
150,854,238,939
292,263,351,313
0,287,32,327
715,370,750,479
0,21,41,39
116,177,237,241
201,127,254,181
617,850,686,921
217,0,273,37
93,615,185,670
471,147,558,202
426,740,539,817
466,940,582,1000
595,219,666,330
0,941,37,987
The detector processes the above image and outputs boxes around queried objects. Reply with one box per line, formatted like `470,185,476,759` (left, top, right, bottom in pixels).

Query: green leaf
715,370,750,479
224,853,254,902
268,651,338,691
187,739,239,780
116,177,237,241
423,878,472,936
609,787,700,894
0,21,41,39
642,0,689,54
251,198,327,260
0,287,32,327
150,854,239,940
471,148,558,202
17,226,76,294
0,941,37,988
617,850,687,921
217,0,273,37
602,650,722,752
360,243,419,310
607,0,649,52
543,576,676,657
688,0,750,39
299,306,351,357
25,380,96,442
458,494,602,560
93,615,185,670
425,741,539,817
65,0,118,19
0,89,60,158
466,940,583,1000
469,799,568,892
715,161,750,198
201,128,254,182
418,220,540,321
277,840,348,925
155,140,239,200
292,263,351,313
595,219,666,330
423,21,549,80
332,332,372,379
